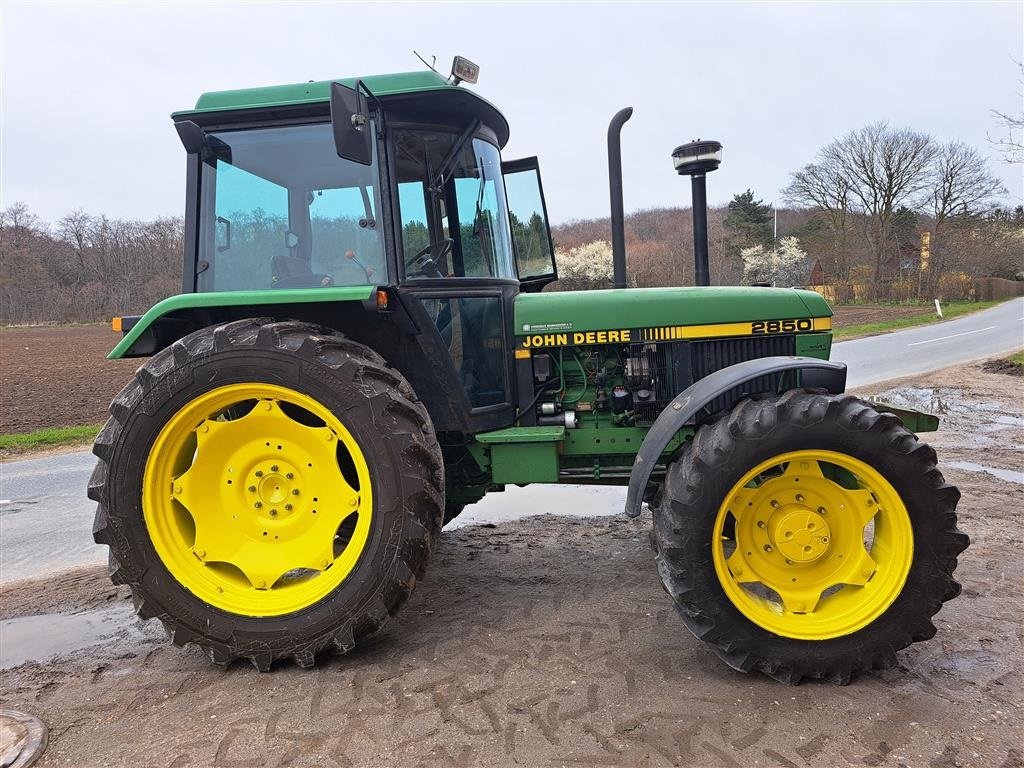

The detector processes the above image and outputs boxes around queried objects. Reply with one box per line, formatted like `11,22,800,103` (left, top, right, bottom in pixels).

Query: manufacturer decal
522,322,573,333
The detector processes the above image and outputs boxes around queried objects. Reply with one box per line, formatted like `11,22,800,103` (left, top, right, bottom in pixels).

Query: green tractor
91,59,967,682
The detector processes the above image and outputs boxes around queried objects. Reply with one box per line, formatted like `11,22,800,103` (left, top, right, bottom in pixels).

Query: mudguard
623,356,848,518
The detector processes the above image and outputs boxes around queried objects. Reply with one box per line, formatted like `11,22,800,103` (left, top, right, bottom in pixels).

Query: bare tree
929,141,1008,224
989,60,1024,164
786,123,938,295
826,123,938,294
783,162,854,281
923,142,1008,294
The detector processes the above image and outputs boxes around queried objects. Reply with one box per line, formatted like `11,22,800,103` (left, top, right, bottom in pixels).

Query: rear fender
623,356,848,519
109,287,377,359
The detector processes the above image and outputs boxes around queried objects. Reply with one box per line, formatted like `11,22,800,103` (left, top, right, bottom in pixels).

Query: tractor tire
652,389,968,684
90,318,444,670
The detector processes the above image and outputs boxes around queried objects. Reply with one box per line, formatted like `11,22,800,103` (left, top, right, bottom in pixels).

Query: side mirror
330,81,372,166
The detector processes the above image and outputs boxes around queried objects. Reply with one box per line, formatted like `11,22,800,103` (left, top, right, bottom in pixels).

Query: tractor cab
170,66,556,431
173,68,556,296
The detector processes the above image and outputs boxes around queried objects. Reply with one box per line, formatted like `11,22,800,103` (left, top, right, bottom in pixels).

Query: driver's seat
271,254,332,289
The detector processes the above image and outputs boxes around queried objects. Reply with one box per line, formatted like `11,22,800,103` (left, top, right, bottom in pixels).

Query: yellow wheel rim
142,383,372,617
712,450,913,640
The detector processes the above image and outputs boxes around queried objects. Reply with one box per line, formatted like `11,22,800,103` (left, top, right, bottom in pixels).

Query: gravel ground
0,361,1021,768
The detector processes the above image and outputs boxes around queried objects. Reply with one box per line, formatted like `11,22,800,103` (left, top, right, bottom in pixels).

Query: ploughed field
0,306,931,435
0,361,1021,767
0,325,136,434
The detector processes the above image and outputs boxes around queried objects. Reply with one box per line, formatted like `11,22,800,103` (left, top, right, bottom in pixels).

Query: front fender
623,356,847,518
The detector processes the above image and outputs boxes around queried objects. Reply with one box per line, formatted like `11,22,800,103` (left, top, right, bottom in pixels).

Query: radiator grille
689,335,798,417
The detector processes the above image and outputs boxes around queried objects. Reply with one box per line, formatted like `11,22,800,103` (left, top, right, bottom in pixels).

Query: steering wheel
407,238,454,278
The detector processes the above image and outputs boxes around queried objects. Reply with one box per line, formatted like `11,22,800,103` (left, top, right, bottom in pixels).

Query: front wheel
90,319,444,670
652,390,968,684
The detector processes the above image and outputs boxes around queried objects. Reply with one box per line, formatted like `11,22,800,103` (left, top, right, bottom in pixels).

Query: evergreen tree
724,189,774,250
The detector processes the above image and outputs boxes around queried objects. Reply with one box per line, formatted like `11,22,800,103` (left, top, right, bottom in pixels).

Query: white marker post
934,299,943,318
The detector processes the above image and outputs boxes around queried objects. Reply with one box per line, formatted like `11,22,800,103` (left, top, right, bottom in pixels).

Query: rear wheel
652,390,968,684
90,319,444,670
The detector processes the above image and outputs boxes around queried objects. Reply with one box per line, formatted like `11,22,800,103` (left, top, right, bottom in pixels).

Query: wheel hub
773,509,831,562
247,459,304,521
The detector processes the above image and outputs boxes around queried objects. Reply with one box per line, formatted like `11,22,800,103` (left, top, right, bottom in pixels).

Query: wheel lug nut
770,500,779,508
285,504,293,511
292,489,300,496
255,470,264,477
254,501,263,509
796,494,805,502
269,509,277,516
271,464,279,472
817,507,826,514
285,473,294,480
248,485,257,492
763,544,773,553
757,520,766,529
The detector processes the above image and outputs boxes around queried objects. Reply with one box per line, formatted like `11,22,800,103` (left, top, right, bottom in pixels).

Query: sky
2,1,1022,226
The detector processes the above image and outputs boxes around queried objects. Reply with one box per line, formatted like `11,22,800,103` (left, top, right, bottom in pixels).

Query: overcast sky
2,1,1021,225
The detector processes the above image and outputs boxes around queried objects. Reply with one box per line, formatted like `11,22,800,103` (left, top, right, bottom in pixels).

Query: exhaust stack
607,107,633,289
672,140,722,287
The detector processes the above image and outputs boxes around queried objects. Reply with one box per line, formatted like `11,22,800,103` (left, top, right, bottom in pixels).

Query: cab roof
173,70,509,146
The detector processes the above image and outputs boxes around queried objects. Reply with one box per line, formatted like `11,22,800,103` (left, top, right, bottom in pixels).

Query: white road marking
907,325,998,347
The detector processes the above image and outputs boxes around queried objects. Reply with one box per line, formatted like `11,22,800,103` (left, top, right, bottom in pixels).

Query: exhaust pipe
607,107,633,289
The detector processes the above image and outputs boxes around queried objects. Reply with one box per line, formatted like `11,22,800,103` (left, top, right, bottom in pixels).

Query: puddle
445,484,623,531
0,604,143,669
946,461,1024,485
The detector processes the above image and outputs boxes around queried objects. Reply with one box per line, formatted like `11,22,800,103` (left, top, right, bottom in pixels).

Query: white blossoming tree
741,236,810,287
555,240,616,290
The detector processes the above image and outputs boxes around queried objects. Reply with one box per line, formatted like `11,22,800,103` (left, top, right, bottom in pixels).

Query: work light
451,56,479,85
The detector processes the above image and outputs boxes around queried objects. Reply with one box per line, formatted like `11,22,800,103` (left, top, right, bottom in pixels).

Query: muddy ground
1,361,1022,768
0,307,936,435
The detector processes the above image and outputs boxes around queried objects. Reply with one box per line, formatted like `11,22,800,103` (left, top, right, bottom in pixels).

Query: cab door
502,157,557,293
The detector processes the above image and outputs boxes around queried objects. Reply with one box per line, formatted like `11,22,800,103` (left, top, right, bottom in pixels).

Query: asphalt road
836,297,1024,388
1,298,1021,584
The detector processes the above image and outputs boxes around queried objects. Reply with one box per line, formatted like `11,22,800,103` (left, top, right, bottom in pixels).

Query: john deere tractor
91,59,967,682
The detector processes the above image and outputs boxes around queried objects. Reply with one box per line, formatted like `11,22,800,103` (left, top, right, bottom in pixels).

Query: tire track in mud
2,367,1023,767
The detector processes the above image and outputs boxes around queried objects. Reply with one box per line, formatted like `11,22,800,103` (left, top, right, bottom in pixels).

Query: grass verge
833,300,1006,340
1008,350,1024,366
0,424,102,458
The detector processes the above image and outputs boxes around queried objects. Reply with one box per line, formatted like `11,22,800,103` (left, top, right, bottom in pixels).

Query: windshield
395,130,515,279
196,122,385,292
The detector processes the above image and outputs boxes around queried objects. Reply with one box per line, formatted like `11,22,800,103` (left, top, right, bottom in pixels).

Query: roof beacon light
672,140,722,176
451,56,480,86
671,139,722,287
